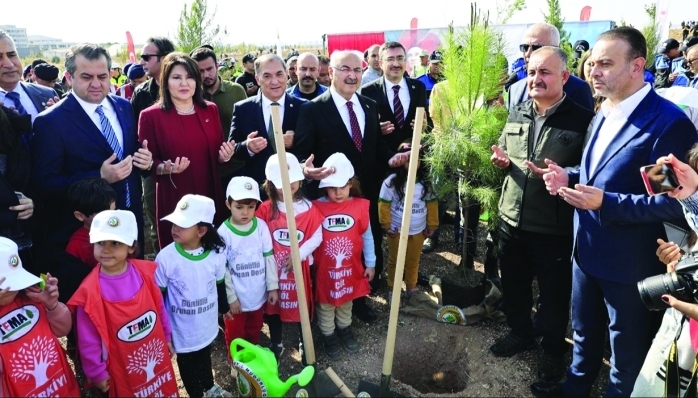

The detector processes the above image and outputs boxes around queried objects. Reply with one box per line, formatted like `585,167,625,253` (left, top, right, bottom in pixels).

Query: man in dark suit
294,50,408,324
360,41,428,153
230,54,306,194
530,27,698,398
0,31,58,122
31,44,152,254
506,23,594,112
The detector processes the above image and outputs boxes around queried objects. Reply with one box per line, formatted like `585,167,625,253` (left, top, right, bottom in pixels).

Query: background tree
543,0,574,66
176,0,226,53
426,0,523,269
642,3,661,62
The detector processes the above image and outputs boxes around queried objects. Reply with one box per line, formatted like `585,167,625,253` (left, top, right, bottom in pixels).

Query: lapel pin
411,85,415,89
205,119,209,122
290,103,293,107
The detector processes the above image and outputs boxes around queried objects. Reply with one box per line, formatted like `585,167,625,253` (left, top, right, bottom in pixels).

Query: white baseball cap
0,238,41,291
319,153,355,188
161,194,215,228
265,153,304,188
90,210,139,245
226,177,261,202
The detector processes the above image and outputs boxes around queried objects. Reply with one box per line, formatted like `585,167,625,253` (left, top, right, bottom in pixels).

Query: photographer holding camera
632,147,698,397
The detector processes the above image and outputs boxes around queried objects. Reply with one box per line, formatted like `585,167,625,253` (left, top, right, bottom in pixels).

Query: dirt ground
65,219,611,397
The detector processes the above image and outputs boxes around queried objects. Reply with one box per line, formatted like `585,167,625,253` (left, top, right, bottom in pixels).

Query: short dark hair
190,46,217,65
31,59,47,69
67,178,117,216
597,26,647,61
227,197,257,206
145,36,175,57
157,52,207,112
65,44,111,76
379,41,407,60
318,55,330,66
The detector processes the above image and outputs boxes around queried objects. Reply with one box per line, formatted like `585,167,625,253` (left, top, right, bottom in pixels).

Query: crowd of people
2,17,698,398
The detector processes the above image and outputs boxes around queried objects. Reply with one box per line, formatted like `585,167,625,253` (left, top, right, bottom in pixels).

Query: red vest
0,295,81,397
68,260,178,397
256,201,323,322
313,198,371,306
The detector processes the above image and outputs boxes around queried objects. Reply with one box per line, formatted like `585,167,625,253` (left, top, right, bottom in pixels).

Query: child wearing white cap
0,237,81,397
68,210,178,397
312,153,376,360
155,194,233,397
218,177,279,360
258,153,324,364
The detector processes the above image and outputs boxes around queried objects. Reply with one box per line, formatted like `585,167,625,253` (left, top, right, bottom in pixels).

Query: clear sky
4,0,697,46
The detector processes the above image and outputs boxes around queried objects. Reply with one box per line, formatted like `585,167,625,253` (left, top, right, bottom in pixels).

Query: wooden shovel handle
325,367,355,397
270,105,316,364
382,107,425,376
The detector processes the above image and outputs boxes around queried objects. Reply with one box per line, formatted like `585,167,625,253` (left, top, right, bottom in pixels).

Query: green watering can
231,338,315,397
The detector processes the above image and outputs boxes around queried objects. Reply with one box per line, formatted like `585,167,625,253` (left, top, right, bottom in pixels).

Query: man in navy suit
507,23,594,112
530,27,698,397
0,30,58,122
30,44,152,253
229,54,306,196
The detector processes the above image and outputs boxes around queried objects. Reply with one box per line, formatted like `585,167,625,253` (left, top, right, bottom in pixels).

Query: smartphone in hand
640,164,679,195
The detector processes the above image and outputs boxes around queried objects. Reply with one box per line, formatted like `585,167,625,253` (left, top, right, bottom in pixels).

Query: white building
0,25,28,47
28,35,71,49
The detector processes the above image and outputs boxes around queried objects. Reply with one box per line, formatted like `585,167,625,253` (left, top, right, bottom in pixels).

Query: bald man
507,23,594,112
286,52,328,100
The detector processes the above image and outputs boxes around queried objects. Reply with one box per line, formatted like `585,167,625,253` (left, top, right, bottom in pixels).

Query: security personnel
648,38,684,89
417,51,444,105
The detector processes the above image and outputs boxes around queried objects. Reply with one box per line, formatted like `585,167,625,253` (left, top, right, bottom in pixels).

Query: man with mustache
317,55,331,87
294,50,409,325
190,46,247,186
489,46,594,384
286,55,299,89
286,52,328,101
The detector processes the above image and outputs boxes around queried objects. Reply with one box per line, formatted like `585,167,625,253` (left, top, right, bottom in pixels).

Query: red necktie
346,101,362,152
392,85,404,128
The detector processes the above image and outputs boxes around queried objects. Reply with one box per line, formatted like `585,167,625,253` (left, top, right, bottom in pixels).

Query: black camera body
638,253,698,310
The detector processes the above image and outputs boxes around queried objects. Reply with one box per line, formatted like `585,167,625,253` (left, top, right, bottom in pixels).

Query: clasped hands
245,130,294,153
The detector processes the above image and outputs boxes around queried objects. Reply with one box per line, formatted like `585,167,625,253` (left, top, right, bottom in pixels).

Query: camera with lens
638,253,698,310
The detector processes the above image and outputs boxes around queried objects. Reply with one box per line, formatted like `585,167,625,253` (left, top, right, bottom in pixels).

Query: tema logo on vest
118,310,157,342
322,214,355,233
0,305,40,343
273,229,305,247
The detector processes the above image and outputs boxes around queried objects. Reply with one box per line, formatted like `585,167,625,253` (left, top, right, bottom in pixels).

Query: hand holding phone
640,164,679,195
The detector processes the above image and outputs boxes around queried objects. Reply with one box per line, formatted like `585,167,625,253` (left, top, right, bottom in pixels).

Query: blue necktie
95,105,131,207
4,92,27,115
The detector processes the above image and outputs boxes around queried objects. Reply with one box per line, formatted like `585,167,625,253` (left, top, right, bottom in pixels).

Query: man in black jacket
490,47,595,384
131,36,174,254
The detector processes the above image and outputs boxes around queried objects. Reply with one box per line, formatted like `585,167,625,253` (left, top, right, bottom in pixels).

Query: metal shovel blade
358,374,405,397
297,369,341,397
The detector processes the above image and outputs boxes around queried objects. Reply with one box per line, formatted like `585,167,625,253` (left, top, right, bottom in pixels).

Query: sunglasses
520,44,544,53
140,53,160,62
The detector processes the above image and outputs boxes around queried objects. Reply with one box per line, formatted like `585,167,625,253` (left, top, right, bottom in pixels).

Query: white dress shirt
384,77,410,121
261,93,286,132
72,93,125,150
329,86,366,139
588,83,651,176
0,82,41,122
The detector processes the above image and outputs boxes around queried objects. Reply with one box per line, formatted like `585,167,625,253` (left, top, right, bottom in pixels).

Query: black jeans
176,344,214,398
498,222,573,357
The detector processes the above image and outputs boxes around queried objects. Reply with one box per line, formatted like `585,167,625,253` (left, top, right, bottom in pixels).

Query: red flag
126,31,136,63
580,6,592,21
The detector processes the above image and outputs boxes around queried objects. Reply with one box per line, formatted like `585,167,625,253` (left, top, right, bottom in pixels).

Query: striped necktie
392,85,404,128
95,105,130,207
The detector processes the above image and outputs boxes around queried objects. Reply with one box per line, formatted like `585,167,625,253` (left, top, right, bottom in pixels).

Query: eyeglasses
687,57,698,65
519,44,544,53
332,66,362,74
140,53,160,62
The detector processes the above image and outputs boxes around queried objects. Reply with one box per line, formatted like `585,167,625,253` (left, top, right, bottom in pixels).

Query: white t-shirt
379,174,435,235
155,242,226,353
218,217,274,312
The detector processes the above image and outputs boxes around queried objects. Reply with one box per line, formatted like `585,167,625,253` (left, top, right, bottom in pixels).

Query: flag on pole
126,31,136,63
656,0,672,42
